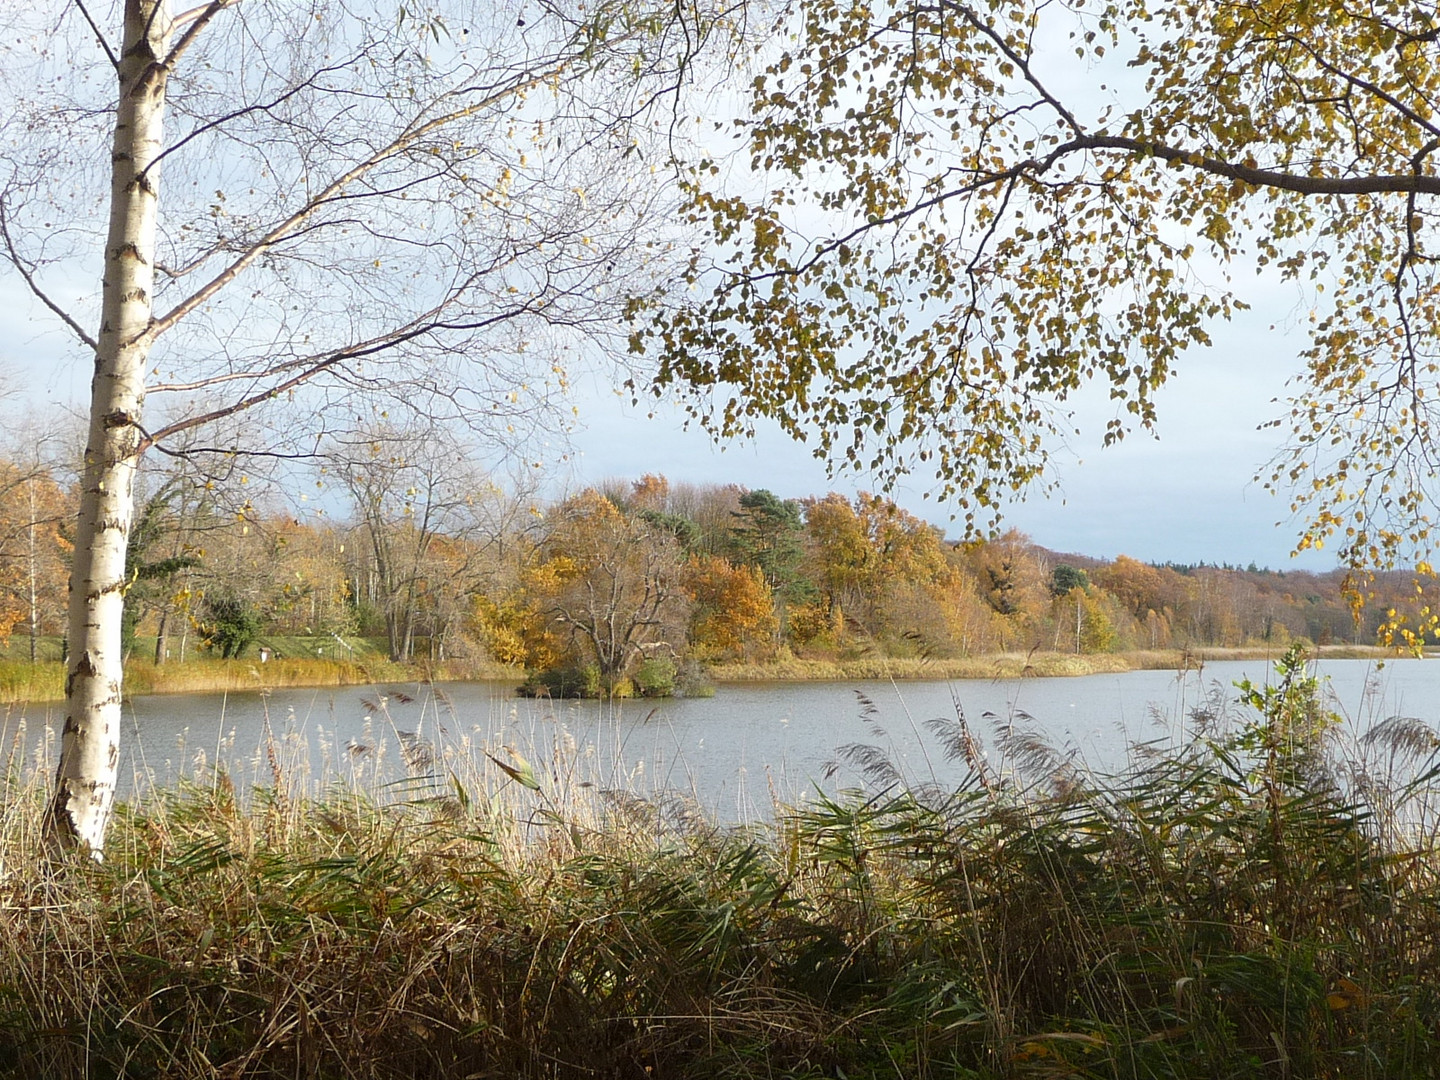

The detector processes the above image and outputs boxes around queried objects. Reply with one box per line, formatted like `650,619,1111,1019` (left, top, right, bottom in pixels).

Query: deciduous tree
329,422,504,663
633,0,1440,632
684,553,777,658
0,454,72,660
527,490,690,689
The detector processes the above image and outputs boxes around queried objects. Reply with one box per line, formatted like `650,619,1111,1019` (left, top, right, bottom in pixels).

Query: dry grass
0,660,64,704
122,655,521,695
709,644,1400,683
2,647,1440,1078
710,651,1137,682
0,657,524,704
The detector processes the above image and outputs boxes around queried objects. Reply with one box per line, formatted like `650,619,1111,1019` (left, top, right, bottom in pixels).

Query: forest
0,450,1401,699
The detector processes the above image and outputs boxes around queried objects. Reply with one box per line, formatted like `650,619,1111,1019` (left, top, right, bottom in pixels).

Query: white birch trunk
27,481,39,664
46,0,171,855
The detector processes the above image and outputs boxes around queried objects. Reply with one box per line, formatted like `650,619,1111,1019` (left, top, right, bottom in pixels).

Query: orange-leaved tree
684,554,778,659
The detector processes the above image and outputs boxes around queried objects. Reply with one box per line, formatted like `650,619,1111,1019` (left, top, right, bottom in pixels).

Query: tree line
0,457,1399,694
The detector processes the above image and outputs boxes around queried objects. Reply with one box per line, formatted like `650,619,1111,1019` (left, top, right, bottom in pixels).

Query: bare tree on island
0,0,722,855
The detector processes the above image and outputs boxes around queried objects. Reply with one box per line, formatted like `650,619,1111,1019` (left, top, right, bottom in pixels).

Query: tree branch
163,0,236,69
144,57,576,344
0,200,99,353
732,131,1440,286
138,61,350,187
137,300,536,451
70,0,118,69
931,0,1083,135
1079,132,1440,194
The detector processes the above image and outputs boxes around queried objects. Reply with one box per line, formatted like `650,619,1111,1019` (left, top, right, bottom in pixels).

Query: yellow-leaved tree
684,554,778,659
632,0,1440,644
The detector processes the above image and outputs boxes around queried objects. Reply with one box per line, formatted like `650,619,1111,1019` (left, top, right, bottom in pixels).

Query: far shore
704,644,1406,683
0,644,1414,706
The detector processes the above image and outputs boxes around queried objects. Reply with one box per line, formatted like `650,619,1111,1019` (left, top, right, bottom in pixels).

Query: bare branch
138,62,349,187
163,0,236,70
0,200,99,353
138,300,538,451
145,57,577,344
70,0,118,69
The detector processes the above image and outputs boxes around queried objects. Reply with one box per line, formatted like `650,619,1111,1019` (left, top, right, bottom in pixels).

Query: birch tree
0,0,720,853
634,0,1440,639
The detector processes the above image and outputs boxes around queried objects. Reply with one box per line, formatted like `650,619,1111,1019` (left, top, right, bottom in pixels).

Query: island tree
526,490,690,691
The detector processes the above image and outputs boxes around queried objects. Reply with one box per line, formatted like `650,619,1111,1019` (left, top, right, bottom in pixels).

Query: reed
0,657,525,704
709,645,1398,683
1,646,1438,1078
707,651,1134,682
0,660,64,704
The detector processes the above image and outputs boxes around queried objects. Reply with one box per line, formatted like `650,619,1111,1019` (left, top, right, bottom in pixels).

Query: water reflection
2,657,1436,822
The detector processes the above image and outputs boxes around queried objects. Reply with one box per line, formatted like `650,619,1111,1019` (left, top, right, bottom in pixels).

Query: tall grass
121,655,519,696
706,651,1137,681
2,646,1439,1078
706,645,1396,683
0,656,524,704
0,659,64,703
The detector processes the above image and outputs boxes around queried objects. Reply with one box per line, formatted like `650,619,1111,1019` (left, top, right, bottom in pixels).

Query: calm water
3,657,1435,819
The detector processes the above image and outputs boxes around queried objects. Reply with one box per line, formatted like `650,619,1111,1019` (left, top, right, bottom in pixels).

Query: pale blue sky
566,295,1332,571
5,272,1333,571
0,2,1341,573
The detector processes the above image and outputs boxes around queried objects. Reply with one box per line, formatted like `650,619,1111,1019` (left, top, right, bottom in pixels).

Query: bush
518,662,603,698
632,657,677,697
675,658,716,698
201,596,262,659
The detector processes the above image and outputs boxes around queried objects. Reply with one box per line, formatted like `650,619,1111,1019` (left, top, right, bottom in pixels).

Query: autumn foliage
0,462,1403,679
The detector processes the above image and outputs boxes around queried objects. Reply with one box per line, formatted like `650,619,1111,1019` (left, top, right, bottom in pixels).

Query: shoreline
703,644,1405,683
0,656,526,706
0,645,1411,705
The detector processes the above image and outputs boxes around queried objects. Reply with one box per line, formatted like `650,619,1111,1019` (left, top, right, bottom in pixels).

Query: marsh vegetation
3,649,1439,1078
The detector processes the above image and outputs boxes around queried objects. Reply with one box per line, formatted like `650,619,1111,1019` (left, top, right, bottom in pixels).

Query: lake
3,656,1436,819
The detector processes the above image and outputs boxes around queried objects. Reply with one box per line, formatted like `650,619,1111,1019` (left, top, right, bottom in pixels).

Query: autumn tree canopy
634,0,1440,636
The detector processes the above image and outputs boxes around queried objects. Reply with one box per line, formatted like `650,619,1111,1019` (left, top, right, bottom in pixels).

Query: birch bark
46,0,171,854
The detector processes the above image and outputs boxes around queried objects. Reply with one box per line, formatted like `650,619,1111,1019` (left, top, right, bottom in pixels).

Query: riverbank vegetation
0,457,1415,701
0,650,520,705
2,648,1437,1077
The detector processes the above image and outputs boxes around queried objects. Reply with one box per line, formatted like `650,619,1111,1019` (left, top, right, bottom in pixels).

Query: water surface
3,657,1433,819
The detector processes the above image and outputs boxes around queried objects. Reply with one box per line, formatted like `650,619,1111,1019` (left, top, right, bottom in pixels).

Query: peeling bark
45,0,171,857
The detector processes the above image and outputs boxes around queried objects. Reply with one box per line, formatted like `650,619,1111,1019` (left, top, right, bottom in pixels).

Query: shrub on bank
517,661,606,698
2,647,1439,1078
518,657,688,698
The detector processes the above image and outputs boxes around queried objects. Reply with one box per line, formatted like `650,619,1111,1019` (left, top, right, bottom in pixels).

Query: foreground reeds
2,646,1438,1079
